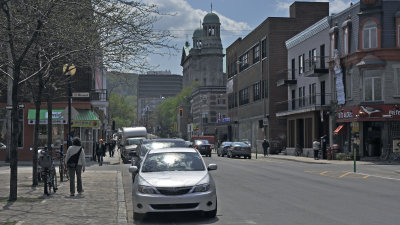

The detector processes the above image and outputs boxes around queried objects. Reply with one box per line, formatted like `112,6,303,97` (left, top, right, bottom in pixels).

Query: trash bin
331,144,340,160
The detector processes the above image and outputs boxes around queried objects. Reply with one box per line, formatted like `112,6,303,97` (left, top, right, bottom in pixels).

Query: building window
343,27,349,54
330,33,336,58
398,22,400,47
299,54,304,74
309,83,316,105
291,58,295,80
299,87,306,107
363,20,377,49
363,70,382,101
253,44,260,63
239,88,249,105
239,52,249,72
261,39,267,58
0,109,24,148
253,81,261,101
261,80,268,98
346,70,352,99
396,68,400,95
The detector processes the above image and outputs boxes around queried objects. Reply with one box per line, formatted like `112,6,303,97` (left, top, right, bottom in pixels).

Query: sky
144,0,354,75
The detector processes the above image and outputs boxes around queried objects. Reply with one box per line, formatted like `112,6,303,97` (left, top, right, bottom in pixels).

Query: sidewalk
0,155,127,225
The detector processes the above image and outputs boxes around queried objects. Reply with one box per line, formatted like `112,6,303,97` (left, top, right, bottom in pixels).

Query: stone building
331,0,400,159
181,11,227,140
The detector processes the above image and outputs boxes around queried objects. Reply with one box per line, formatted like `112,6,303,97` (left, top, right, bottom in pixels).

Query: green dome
203,12,220,24
193,28,203,39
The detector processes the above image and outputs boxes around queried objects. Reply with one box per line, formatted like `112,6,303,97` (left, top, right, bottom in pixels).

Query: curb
117,171,128,225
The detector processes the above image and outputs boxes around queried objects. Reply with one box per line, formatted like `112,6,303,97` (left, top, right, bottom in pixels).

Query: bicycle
38,148,58,195
56,150,69,182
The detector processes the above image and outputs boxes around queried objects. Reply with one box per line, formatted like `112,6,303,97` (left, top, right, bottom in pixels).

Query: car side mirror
129,166,138,174
207,164,217,171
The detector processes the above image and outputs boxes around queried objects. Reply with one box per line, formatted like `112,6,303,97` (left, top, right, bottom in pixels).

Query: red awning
334,125,344,134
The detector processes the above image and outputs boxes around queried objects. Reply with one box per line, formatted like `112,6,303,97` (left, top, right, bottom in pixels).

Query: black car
193,140,212,157
217,141,232,157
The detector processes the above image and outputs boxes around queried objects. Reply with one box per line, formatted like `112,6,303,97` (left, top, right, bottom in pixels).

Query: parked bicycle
38,148,58,195
56,150,69,182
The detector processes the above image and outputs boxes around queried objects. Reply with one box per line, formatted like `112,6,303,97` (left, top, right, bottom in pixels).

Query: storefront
335,104,400,158
72,109,99,159
27,109,67,149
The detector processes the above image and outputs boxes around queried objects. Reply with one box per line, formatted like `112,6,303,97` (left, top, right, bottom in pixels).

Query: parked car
217,141,232,157
122,137,145,163
227,142,252,159
129,147,218,221
193,139,212,157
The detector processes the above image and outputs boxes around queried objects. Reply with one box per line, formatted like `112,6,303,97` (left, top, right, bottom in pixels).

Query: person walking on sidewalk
65,137,86,197
262,139,269,157
313,139,321,160
96,139,106,166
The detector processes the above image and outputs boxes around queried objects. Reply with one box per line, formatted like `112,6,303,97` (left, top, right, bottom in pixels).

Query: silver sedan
129,147,217,221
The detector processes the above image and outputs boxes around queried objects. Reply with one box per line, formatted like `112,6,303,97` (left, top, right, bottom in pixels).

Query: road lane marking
320,171,328,175
339,172,352,178
363,175,370,179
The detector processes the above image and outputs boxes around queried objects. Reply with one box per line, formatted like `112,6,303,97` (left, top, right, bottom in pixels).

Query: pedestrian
262,139,269,157
313,139,321,160
96,139,106,166
65,137,86,197
110,139,116,157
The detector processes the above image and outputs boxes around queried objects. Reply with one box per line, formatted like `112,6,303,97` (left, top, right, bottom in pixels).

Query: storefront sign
393,140,400,153
72,120,99,128
337,105,400,122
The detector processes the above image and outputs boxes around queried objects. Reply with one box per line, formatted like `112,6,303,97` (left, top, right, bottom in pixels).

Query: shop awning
28,109,67,125
334,124,344,135
72,110,99,128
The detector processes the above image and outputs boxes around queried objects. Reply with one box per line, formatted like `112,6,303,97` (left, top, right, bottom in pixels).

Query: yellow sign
351,122,359,133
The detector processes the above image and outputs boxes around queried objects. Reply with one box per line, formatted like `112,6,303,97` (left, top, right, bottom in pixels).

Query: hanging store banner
333,50,345,105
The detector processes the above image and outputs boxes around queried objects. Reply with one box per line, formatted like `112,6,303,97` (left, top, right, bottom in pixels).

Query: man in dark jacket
96,139,106,166
262,139,269,157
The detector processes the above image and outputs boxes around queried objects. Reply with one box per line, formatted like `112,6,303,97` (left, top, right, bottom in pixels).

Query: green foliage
109,93,136,129
153,82,199,137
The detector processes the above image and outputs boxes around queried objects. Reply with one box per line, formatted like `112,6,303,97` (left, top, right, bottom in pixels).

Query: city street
1,153,400,225
122,154,400,225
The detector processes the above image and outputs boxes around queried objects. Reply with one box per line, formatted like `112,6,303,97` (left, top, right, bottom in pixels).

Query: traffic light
179,107,183,117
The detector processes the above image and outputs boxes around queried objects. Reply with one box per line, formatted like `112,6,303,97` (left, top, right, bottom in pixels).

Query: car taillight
194,145,197,149
209,146,212,150
234,147,238,150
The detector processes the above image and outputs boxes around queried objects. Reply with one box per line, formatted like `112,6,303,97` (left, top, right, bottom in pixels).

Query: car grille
157,187,192,195
150,203,199,210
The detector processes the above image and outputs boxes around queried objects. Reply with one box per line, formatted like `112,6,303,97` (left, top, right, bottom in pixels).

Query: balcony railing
90,89,108,102
302,56,329,77
275,94,332,114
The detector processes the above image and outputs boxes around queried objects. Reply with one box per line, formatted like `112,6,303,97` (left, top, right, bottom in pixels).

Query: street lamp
63,64,76,148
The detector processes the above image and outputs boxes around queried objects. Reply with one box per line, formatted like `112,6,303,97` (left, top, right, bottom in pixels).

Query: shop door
363,122,382,157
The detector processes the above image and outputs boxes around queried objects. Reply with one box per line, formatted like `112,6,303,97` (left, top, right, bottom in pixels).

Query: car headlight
137,185,158,194
192,183,210,192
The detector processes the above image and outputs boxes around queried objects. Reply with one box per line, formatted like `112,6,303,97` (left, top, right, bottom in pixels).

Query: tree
152,82,198,137
0,0,175,201
109,93,136,129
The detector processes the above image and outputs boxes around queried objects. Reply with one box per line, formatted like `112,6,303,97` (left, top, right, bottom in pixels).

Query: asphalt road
119,155,400,225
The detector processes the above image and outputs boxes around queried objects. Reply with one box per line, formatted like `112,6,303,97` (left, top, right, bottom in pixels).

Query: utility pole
6,13,13,163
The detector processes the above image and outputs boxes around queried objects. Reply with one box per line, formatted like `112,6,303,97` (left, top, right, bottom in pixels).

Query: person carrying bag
65,137,86,197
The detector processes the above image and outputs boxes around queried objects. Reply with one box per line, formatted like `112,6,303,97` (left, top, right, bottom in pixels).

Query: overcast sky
143,0,354,75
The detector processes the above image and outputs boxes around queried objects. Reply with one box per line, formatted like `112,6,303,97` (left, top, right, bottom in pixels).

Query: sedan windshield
142,152,205,172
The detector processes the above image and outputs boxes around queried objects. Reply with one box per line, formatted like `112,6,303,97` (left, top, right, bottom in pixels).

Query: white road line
356,172,400,181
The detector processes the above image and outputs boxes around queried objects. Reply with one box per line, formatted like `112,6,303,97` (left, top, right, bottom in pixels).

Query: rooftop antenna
211,2,213,12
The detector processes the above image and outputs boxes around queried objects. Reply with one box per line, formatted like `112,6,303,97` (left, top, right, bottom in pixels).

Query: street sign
18,104,25,109
263,117,269,126
72,92,89,98
5,105,12,110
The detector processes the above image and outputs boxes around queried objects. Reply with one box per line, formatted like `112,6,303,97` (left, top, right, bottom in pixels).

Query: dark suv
193,140,212,157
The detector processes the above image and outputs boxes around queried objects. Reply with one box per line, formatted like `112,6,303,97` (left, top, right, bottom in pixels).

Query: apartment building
226,2,329,148
277,16,333,157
